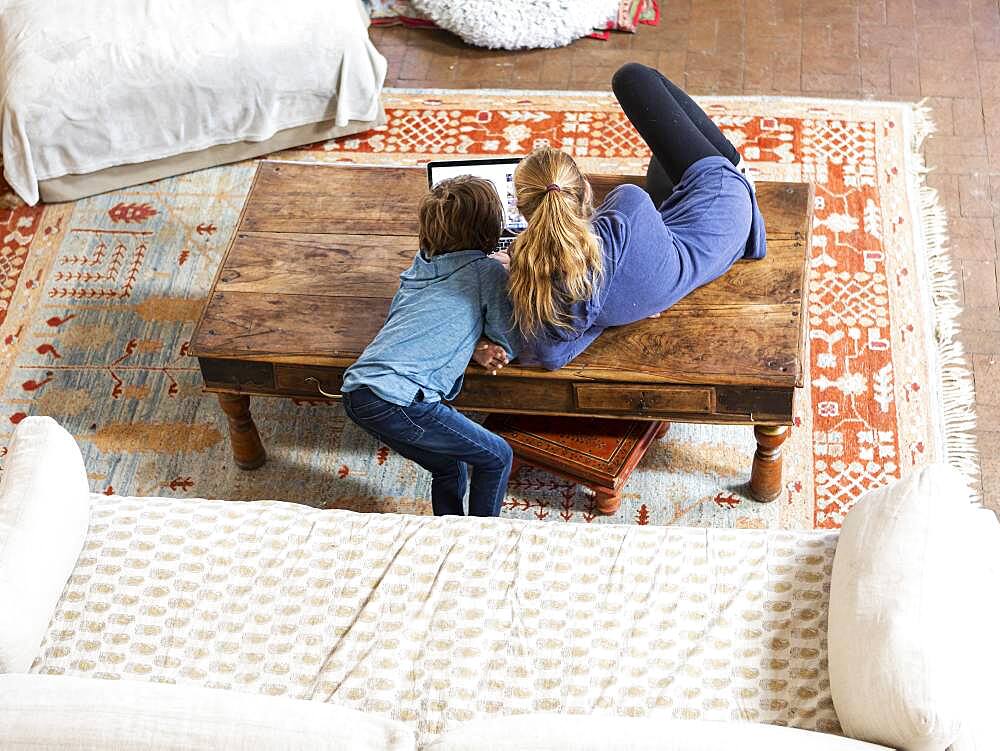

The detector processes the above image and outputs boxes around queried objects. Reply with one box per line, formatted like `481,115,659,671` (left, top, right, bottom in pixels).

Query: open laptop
426,157,525,253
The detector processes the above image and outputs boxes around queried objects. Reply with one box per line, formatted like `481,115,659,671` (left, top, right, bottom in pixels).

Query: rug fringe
909,100,981,499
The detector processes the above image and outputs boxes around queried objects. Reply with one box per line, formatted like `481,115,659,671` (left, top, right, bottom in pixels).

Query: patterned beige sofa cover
34,493,843,745
2,417,992,750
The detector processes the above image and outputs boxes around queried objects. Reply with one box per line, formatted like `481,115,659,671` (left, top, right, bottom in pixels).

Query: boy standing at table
341,176,519,517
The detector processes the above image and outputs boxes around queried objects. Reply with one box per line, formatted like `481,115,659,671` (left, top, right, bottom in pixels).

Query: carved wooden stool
484,414,669,514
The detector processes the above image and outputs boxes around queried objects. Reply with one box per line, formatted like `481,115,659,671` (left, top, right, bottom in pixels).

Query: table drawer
453,375,576,414
199,358,276,391
274,365,345,399
574,384,715,415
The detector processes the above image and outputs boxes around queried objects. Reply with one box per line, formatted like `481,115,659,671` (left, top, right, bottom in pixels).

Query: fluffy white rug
409,0,620,49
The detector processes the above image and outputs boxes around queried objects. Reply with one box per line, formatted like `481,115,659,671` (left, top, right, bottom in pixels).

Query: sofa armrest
0,674,416,750
947,503,1000,751
0,416,90,672
828,464,998,751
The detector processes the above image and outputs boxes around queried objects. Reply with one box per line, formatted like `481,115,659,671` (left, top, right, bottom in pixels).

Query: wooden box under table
484,413,670,514
189,162,812,503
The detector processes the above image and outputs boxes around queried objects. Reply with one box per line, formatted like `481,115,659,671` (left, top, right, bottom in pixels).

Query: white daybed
0,0,386,205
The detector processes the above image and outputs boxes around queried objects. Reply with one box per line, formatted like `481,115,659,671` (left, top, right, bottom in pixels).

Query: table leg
218,393,266,470
594,488,622,515
750,425,788,502
654,422,671,440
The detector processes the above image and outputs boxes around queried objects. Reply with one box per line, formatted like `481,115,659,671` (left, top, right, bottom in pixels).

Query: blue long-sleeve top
521,155,766,370
342,249,520,405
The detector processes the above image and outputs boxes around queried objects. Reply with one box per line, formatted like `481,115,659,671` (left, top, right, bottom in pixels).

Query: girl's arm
479,261,522,360
524,324,604,371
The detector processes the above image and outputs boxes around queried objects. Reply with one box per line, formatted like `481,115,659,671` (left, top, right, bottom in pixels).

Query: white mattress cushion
426,715,894,750
33,494,845,745
828,464,998,751
0,416,90,673
938,501,1000,751
0,0,387,204
0,674,416,750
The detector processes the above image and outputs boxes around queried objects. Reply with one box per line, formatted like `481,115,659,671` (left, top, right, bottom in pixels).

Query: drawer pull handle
304,377,341,400
637,392,648,412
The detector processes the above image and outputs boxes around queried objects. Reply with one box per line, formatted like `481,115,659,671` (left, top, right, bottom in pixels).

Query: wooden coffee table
189,161,811,502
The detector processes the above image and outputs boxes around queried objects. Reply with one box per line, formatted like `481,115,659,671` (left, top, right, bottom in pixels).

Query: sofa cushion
828,464,998,751
0,416,90,673
425,715,893,750
0,674,416,750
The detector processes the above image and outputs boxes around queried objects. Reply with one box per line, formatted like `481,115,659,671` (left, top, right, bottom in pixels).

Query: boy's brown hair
418,175,504,256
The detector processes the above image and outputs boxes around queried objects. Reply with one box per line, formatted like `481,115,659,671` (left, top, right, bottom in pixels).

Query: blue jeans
343,386,513,517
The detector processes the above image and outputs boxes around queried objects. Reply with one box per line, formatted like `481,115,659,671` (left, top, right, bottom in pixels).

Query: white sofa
0,0,386,205
0,417,996,750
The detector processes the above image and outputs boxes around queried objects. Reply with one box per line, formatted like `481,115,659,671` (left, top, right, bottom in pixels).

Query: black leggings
611,63,740,205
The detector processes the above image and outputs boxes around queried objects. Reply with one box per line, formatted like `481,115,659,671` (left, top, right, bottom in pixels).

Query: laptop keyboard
494,236,514,254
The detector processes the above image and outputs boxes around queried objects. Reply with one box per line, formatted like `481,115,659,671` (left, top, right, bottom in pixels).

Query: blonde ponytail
508,147,603,337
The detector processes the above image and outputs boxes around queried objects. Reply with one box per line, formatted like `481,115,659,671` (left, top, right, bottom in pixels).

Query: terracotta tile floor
371,0,1000,508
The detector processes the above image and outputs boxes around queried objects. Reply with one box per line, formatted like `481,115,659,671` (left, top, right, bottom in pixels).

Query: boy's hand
473,339,508,375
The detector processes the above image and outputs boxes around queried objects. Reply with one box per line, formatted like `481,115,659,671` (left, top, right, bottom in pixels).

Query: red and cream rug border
0,89,980,528
320,88,981,504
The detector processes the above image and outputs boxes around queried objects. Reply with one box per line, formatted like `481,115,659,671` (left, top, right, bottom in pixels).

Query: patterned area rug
0,90,976,530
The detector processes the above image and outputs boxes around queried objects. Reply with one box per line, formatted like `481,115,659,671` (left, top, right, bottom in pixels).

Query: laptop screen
426,158,527,233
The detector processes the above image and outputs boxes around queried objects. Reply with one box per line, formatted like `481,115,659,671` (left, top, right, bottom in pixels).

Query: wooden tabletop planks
196,291,388,359
213,233,804,309
239,162,809,240
241,163,424,236
190,161,811,388
217,232,414,298
558,305,803,386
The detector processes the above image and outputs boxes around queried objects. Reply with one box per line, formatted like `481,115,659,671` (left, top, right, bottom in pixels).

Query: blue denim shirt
341,249,520,406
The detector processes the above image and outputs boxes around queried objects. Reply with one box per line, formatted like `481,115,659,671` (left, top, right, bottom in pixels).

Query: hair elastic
545,183,561,193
